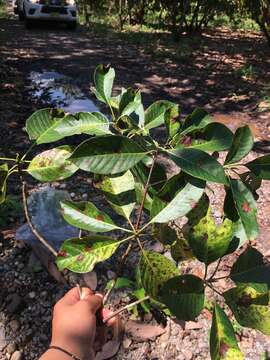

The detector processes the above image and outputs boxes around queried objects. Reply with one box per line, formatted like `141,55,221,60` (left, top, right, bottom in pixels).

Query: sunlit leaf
56,235,122,273
144,100,178,130
138,251,179,300
93,64,115,104
210,304,243,360
160,275,204,320
69,135,148,175
27,146,78,182
60,200,129,233
0,163,8,204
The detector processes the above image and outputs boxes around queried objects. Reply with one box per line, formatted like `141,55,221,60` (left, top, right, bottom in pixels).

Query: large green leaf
178,123,233,152
165,110,181,140
69,135,148,175
169,148,228,185
210,304,243,360
93,65,115,104
0,163,8,204
230,247,270,288
245,154,270,180
144,100,178,131
36,112,111,144
138,251,179,300
25,108,65,142
99,171,136,220
56,235,122,273
180,108,212,136
160,275,205,320
157,172,186,202
60,200,130,233
229,179,259,241
187,210,234,265
27,146,78,182
224,126,253,165
187,193,210,226
118,88,144,127
150,179,205,223
224,283,270,335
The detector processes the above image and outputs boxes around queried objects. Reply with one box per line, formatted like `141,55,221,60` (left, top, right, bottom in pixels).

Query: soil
1,4,270,360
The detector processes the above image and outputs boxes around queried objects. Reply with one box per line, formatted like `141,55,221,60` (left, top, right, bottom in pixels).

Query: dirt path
1,7,270,360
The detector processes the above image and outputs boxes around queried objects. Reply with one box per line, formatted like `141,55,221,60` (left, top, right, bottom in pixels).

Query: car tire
67,22,77,31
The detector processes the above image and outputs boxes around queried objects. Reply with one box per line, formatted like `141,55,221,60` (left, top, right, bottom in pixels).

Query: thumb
82,291,103,314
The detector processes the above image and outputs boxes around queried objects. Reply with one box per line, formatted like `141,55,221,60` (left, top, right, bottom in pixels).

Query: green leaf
178,123,233,152
169,148,228,185
118,88,144,127
25,108,65,142
99,171,136,220
165,110,181,140
27,146,78,182
0,163,8,204
105,277,135,290
180,108,212,136
224,126,254,165
138,251,179,300
157,172,186,202
56,235,122,273
69,135,148,175
93,65,115,104
245,154,270,180
144,100,178,130
150,178,205,223
229,179,259,241
230,247,270,288
60,200,129,233
160,275,205,321
224,283,270,335
36,112,111,144
210,304,243,360
187,210,234,265
187,193,210,226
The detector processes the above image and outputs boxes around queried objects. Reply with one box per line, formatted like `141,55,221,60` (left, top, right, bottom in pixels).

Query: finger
80,287,94,300
60,287,81,306
101,308,118,327
83,293,103,313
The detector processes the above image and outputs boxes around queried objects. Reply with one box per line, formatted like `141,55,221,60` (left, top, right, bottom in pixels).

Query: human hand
51,287,104,360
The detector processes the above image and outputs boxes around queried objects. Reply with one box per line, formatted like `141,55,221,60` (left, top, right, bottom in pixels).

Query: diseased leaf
210,304,243,360
25,108,65,142
230,247,270,288
93,65,115,104
170,148,228,185
60,200,129,233
0,163,8,204
69,135,148,175
56,235,122,273
224,284,270,335
187,210,234,265
27,146,78,182
160,275,205,321
229,179,259,241
224,126,254,165
150,179,205,223
144,100,178,130
245,154,270,180
138,251,179,300
36,112,111,144
99,171,136,220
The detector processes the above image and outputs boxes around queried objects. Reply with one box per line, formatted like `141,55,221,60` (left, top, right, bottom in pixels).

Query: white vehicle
16,0,77,29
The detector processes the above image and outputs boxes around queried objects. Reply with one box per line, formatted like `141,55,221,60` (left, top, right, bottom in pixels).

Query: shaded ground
1,5,270,360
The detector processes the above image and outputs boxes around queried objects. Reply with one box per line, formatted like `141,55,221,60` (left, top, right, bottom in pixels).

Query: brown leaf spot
96,214,105,221
219,342,229,357
242,201,251,213
58,250,67,258
77,254,85,262
180,136,192,146
237,294,252,307
84,246,92,252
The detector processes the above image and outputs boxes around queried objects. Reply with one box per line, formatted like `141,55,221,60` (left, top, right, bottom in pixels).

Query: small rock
107,270,116,280
59,183,67,189
9,320,20,332
70,192,76,198
40,291,47,298
28,291,36,299
11,350,23,360
122,337,132,349
82,193,88,200
181,349,193,360
6,343,17,355
6,294,23,314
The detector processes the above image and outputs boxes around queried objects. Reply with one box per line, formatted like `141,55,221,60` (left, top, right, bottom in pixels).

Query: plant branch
103,295,150,324
205,281,223,297
0,157,17,162
208,258,222,281
22,181,58,257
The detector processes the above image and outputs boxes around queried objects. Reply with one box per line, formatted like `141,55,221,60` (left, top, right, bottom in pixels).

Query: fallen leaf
125,320,166,341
